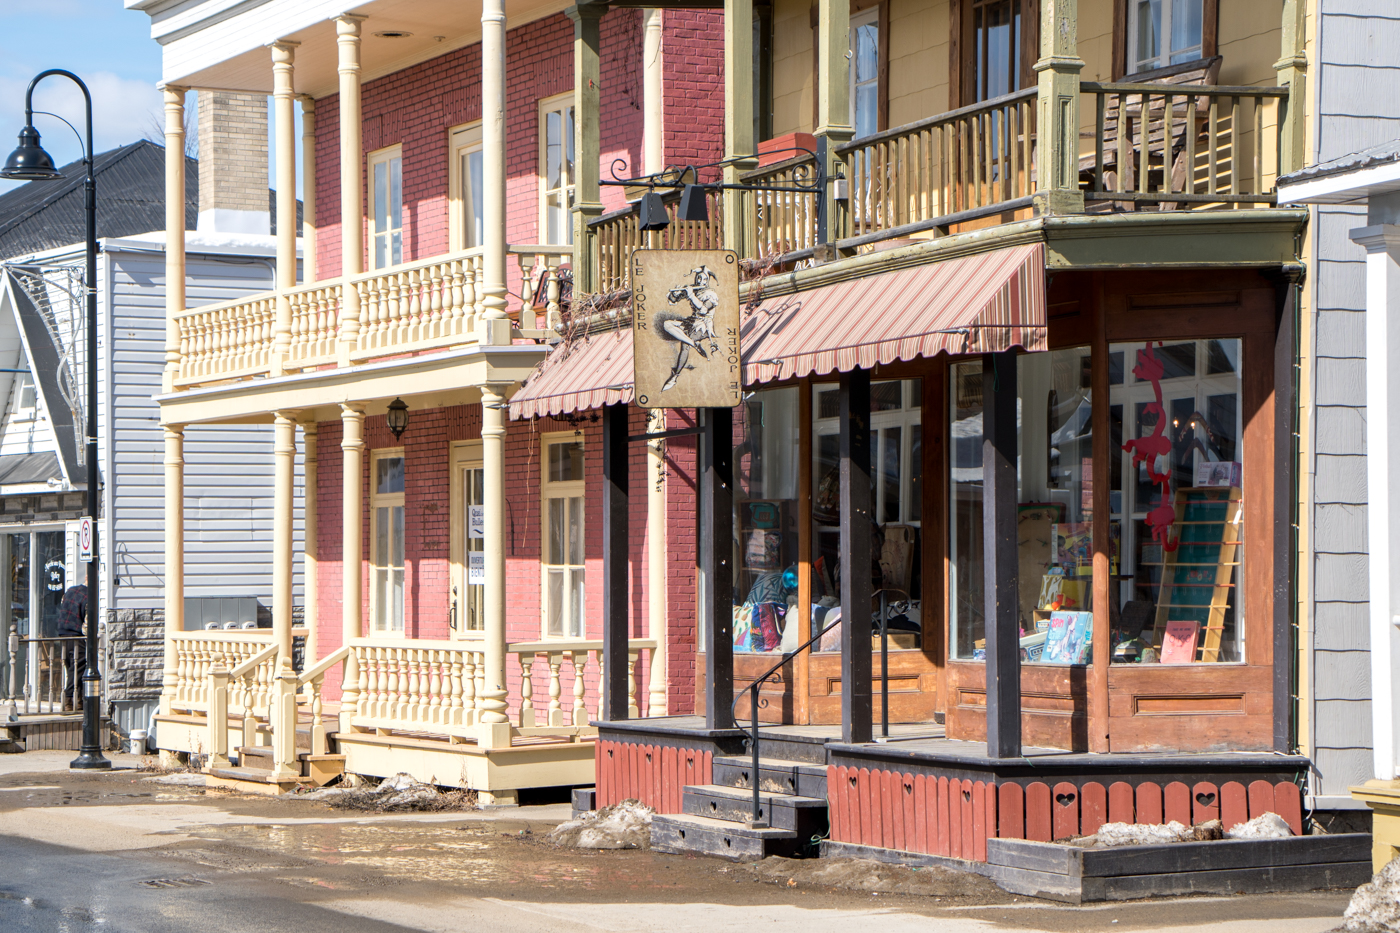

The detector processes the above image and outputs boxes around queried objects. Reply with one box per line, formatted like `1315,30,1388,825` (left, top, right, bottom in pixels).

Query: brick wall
311,403,697,714
198,91,270,215
106,608,164,702
311,8,703,284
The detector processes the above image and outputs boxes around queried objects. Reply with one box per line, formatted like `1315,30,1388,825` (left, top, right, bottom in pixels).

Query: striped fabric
508,243,1045,420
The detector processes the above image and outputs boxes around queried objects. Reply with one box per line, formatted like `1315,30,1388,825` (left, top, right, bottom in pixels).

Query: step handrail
298,644,349,685
228,643,278,679
730,617,841,828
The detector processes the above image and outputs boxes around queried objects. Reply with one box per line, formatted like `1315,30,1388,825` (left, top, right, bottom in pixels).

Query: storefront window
951,349,1097,663
1110,339,1243,664
733,387,800,653
812,379,922,653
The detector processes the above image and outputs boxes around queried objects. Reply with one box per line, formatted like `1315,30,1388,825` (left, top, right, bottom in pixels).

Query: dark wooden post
703,406,736,729
840,368,873,744
983,351,1021,758
601,403,629,721
1273,275,1299,754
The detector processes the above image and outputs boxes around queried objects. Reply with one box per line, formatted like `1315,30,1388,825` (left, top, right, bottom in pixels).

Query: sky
0,1,300,200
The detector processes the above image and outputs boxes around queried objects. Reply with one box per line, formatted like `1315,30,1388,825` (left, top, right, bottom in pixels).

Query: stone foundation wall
105,608,164,702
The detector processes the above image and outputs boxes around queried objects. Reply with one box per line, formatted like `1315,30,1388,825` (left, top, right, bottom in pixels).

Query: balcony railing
171,245,570,389
591,189,724,295
744,154,821,260
1080,81,1288,207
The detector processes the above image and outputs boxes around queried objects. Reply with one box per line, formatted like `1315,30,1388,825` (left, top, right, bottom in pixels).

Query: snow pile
1072,819,1224,847
291,773,476,812
1342,857,1400,932
749,856,1003,898
548,799,653,849
1224,812,1292,840
141,772,206,787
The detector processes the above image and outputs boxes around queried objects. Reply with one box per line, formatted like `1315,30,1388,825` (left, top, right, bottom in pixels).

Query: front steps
652,745,831,862
206,738,346,795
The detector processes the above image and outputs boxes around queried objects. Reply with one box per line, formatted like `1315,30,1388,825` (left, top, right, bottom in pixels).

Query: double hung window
541,436,585,638
1127,0,1205,74
539,95,576,246
370,451,405,634
368,146,403,269
449,123,484,251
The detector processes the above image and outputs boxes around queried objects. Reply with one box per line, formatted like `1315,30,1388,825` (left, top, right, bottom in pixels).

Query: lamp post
2,70,110,770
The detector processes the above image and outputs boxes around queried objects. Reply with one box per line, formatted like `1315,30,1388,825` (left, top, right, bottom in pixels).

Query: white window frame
368,144,404,270
369,448,406,635
1126,0,1205,75
538,93,577,246
13,372,37,422
449,441,485,639
540,432,586,639
448,123,484,253
850,7,879,140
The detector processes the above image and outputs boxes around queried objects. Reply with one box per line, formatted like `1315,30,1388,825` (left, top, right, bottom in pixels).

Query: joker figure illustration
657,266,722,391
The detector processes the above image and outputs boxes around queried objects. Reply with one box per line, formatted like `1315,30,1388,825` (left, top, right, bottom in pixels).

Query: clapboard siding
105,247,302,611
1306,3,1400,796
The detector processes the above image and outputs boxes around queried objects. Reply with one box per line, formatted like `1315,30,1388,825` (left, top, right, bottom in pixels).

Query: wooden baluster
519,653,535,727
473,650,486,722
310,676,327,756
447,651,464,726
449,260,466,331
427,648,443,724
570,651,588,726
547,653,564,727
1185,95,1198,197
1117,92,1129,195
627,650,639,719
1138,92,1150,195
461,258,477,332
461,650,477,725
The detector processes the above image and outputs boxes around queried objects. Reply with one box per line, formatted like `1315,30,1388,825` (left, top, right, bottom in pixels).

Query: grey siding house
1297,2,1400,809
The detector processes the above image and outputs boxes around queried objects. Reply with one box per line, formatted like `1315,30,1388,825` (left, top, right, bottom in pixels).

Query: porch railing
172,246,570,388
590,190,724,295
1080,81,1288,206
169,629,276,716
836,86,1038,244
2,635,88,715
744,155,820,259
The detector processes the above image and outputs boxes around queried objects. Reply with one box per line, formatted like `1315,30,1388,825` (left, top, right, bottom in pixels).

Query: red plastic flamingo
1121,342,1179,552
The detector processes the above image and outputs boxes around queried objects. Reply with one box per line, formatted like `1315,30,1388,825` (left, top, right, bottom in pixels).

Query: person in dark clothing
56,585,87,713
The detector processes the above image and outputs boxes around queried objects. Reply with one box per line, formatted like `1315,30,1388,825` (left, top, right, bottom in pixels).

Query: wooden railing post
1274,0,1307,178
724,0,758,256
1033,0,1085,215
814,0,853,244
568,4,606,294
271,667,299,780
208,667,231,770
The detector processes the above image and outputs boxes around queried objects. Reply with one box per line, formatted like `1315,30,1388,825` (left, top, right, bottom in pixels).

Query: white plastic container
129,729,148,755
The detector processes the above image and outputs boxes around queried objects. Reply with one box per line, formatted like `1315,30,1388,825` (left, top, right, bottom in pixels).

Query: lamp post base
69,750,112,770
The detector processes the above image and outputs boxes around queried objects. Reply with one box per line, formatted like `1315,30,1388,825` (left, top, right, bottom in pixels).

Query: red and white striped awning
508,243,1045,420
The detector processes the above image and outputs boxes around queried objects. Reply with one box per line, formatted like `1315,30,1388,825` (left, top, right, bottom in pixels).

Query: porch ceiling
155,0,574,98
155,343,549,426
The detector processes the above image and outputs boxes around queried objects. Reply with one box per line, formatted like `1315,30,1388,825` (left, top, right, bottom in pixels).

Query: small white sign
468,552,485,584
79,516,93,563
468,505,485,539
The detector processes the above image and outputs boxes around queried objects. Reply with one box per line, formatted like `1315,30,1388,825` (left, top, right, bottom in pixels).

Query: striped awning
509,243,1045,420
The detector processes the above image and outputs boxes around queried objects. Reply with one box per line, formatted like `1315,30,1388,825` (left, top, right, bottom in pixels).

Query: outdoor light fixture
2,125,60,180
637,190,670,231
677,183,709,223
386,397,410,439
2,69,109,771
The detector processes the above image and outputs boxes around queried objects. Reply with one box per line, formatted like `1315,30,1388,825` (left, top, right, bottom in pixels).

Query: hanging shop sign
631,249,741,409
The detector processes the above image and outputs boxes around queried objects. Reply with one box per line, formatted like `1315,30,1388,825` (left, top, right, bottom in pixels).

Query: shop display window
1109,339,1244,664
811,379,923,654
951,349,1097,663
732,387,801,653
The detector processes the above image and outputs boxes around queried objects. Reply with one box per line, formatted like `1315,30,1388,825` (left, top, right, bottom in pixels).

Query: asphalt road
0,751,1358,933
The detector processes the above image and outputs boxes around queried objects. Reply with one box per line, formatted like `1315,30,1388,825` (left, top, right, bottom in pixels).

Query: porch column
480,0,511,344
300,96,317,282
1354,222,1400,783
339,404,365,732
1032,0,1085,215
161,425,185,716
161,85,187,394
602,404,629,721
272,412,297,670
478,385,510,741
647,409,668,715
642,9,663,175
702,407,735,729
982,351,1021,758
336,15,366,364
813,0,851,242
271,40,300,375
1275,0,1308,177
302,419,319,663
722,0,756,255
567,4,605,294
839,370,872,744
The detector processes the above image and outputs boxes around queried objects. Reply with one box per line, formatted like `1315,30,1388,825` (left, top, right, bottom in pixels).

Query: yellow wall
768,0,1286,141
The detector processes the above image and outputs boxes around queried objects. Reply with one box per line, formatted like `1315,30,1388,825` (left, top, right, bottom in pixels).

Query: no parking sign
79,516,93,563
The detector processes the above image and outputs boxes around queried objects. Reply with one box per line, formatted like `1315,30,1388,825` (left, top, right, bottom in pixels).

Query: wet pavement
0,752,1356,932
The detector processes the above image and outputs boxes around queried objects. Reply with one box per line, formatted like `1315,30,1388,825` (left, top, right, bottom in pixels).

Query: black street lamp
2,70,110,771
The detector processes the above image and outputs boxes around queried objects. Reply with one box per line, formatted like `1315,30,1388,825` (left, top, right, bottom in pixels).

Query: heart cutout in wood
645,753,653,763
1055,792,1077,807
1195,792,1217,807
903,782,913,794
850,774,859,787
961,788,972,802
607,749,614,758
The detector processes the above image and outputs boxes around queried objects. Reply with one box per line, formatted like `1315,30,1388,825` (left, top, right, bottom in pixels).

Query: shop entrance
1,527,72,710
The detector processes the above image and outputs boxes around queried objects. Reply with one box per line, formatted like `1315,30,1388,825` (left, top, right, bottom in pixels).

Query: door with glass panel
458,458,485,635
1,528,68,708
371,453,406,634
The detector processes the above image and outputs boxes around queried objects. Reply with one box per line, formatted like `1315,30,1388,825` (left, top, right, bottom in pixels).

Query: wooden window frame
1112,0,1218,80
367,144,403,271
540,432,586,639
369,447,406,636
447,122,483,253
537,92,577,247
449,440,485,640
949,0,1039,108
